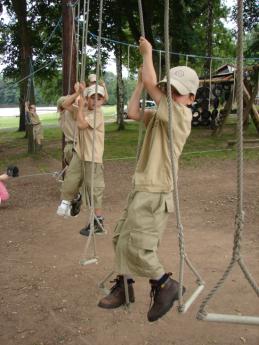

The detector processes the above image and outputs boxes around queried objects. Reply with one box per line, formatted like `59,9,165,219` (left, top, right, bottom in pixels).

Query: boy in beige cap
98,37,199,322
57,84,106,236
86,74,109,102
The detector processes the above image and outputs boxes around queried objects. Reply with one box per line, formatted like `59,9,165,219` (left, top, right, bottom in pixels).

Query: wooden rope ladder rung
196,0,259,325
164,0,205,314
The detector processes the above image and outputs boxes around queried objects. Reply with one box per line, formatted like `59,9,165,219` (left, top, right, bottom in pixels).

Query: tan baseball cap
88,74,97,83
158,66,199,95
86,85,105,98
57,96,67,109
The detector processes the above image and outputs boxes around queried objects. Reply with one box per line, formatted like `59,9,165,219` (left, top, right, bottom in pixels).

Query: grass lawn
0,115,259,173
0,105,116,129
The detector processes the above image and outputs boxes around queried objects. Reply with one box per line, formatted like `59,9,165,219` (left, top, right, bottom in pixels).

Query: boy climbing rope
56,82,106,237
98,37,199,322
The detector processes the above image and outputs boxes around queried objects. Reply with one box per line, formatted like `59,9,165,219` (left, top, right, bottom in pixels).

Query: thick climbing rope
135,0,146,162
67,3,76,94
76,0,80,81
164,0,204,313
197,0,259,325
25,59,34,125
80,0,104,266
158,50,162,81
185,54,189,67
208,58,212,110
80,0,90,81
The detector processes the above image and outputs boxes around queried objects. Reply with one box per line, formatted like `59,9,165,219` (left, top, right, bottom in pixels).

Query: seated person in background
25,101,44,149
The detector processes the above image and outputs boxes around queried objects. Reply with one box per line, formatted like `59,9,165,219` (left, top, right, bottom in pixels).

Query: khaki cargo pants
64,142,74,165
113,191,174,278
61,152,105,208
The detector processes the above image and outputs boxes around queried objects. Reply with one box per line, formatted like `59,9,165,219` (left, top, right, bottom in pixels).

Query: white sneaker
57,200,71,217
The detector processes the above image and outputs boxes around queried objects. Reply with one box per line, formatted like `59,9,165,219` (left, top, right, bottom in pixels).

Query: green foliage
244,24,259,59
231,0,259,32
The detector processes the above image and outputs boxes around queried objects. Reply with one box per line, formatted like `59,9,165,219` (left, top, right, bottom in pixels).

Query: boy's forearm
127,81,143,121
142,51,162,105
142,53,157,88
76,106,88,129
63,92,79,109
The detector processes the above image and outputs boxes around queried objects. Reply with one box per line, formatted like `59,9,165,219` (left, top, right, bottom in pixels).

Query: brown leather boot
98,275,135,309
147,273,186,322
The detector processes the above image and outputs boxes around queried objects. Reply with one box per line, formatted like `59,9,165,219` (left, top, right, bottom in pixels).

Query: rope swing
79,0,104,267
196,0,259,325
164,0,205,314
135,0,146,162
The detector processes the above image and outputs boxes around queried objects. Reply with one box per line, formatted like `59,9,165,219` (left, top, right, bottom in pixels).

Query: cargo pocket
127,231,160,274
165,194,174,213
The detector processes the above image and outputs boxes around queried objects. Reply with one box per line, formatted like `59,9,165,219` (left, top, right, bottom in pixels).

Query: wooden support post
243,85,259,134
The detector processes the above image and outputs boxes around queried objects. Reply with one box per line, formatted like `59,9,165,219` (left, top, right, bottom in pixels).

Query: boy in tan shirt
98,37,199,322
57,84,106,236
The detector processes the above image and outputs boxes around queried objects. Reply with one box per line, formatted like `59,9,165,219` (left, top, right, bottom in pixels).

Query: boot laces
109,277,122,294
149,273,172,309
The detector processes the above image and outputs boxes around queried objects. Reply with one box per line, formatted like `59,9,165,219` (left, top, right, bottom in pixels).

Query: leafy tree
0,0,62,130
231,0,259,32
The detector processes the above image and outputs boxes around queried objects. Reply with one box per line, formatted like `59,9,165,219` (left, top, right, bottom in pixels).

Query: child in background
0,166,19,205
25,102,44,149
86,74,109,103
0,173,10,204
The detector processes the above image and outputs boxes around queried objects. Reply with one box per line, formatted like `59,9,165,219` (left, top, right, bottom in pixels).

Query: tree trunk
115,44,125,131
62,0,77,95
11,0,34,133
204,0,213,76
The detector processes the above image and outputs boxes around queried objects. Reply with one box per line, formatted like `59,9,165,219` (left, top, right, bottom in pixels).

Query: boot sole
79,230,106,237
98,299,135,309
148,286,186,322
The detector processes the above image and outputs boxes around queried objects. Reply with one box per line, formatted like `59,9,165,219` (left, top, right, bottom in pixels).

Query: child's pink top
0,181,9,202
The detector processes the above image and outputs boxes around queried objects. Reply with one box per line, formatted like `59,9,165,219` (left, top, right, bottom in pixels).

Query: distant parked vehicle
123,99,156,119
